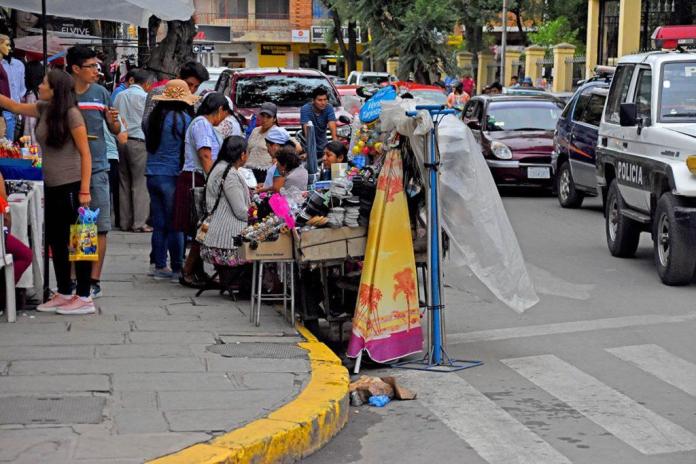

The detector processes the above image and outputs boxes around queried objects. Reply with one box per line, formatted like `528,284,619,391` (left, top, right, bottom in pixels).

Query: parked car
215,68,352,140
392,81,448,106
553,80,610,207
196,66,228,95
346,71,396,86
462,95,565,187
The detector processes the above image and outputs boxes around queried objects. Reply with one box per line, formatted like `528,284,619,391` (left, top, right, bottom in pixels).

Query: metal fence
565,56,587,87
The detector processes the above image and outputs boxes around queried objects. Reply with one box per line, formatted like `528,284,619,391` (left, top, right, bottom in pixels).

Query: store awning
0,0,195,27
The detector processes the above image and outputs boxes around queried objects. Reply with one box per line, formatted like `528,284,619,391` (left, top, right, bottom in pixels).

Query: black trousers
108,158,120,229
45,182,91,297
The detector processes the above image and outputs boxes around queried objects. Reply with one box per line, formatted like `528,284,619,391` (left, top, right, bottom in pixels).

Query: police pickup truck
596,33,696,285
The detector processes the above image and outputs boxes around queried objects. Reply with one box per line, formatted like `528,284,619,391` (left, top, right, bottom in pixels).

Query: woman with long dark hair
199,136,250,285
0,70,94,314
145,79,198,280
173,91,230,287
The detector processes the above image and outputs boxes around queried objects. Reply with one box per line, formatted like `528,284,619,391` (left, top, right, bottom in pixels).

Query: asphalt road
305,192,696,464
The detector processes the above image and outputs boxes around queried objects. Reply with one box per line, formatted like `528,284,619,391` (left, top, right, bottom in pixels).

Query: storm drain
207,342,307,359
0,396,105,425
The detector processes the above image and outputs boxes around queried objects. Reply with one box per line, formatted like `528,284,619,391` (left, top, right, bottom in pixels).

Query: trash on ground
349,375,416,406
368,395,391,407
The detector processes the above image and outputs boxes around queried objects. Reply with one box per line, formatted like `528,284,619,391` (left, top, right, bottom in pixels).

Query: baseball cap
259,102,278,118
265,126,290,145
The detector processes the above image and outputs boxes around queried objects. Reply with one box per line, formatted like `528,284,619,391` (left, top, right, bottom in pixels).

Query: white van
346,71,396,86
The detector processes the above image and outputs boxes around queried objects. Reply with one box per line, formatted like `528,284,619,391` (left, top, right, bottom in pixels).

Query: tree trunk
145,18,196,80
511,4,529,46
347,21,358,73
137,27,149,68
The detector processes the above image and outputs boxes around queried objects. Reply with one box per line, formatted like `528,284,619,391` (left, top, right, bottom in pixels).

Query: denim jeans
3,112,15,141
146,175,184,272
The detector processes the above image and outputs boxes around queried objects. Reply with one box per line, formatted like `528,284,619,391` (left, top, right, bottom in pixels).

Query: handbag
195,164,234,243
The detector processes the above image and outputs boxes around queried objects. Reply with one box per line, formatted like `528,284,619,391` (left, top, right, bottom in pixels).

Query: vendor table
7,181,44,293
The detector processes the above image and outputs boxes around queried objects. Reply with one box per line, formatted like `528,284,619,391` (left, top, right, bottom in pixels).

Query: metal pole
429,128,443,365
500,0,509,86
41,0,48,72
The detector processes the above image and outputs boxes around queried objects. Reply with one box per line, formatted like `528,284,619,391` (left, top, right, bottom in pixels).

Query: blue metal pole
429,127,442,365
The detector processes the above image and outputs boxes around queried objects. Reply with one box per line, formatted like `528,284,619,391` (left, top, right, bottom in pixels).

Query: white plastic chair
0,215,16,323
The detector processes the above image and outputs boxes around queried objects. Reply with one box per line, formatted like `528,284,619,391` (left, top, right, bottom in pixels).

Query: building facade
586,0,695,77
192,0,363,75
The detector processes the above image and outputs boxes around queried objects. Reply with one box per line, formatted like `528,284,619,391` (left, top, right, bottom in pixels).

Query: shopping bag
69,207,99,262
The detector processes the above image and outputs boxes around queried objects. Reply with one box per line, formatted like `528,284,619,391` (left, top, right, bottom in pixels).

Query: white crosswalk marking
402,370,572,464
502,354,696,455
607,344,696,397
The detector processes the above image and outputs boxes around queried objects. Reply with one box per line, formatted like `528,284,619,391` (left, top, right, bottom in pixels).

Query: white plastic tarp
0,0,195,27
380,100,539,313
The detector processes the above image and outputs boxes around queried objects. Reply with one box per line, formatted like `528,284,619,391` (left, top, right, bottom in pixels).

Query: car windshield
486,101,562,131
659,61,696,122
410,90,448,106
234,75,340,108
196,79,217,95
360,75,390,85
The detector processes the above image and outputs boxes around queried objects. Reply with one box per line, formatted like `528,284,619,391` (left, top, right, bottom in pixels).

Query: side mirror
467,120,482,131
338,115,352,125
619,103,637,127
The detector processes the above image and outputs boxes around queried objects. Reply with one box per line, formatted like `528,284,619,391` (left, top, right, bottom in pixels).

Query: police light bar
652,25,696,49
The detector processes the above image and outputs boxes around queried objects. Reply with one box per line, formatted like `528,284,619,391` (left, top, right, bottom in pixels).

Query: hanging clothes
347,148,423,363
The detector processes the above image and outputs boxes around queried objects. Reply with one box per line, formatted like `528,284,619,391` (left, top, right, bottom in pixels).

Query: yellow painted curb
147,324,349,464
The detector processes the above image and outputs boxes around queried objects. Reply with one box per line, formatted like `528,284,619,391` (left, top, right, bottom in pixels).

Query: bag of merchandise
69,207,99,262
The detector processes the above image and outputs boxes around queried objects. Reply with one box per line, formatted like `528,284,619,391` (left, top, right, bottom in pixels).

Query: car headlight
491,141,513,160
336,125,352,138
687,155,696,175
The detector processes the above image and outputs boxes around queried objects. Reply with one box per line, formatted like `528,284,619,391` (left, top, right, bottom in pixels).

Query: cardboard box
239,232,294,261
296,226,367,263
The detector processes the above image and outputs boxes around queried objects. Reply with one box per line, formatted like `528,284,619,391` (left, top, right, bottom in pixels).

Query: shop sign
292,29,310,43
194,25,231,43
260,44,291,55
311,26,362,44
193,44,215,53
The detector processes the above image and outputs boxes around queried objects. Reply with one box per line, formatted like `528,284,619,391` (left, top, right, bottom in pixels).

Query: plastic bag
380,101,538,313
69,207,99,262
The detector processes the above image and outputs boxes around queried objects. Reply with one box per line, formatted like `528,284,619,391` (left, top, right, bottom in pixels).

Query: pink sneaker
55,296,96,315
36,293,73,312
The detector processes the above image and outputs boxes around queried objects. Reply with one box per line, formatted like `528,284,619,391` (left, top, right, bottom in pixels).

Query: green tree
529,16,583,53
321,0,359,73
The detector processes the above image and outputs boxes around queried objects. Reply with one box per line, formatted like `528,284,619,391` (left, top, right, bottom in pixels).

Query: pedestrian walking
145,79,198,281
174,92,230,288
114,69,155,232
300,87,337,169
447,82,470,110
0,70,95,314
67,45,122,299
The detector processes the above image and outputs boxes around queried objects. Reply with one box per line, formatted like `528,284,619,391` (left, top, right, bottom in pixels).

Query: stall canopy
0,0,195,27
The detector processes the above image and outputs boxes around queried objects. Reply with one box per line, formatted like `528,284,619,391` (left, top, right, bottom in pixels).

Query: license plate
528,167,550,179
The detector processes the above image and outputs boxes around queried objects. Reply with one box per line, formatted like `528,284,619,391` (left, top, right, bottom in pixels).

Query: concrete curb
147,324,350,464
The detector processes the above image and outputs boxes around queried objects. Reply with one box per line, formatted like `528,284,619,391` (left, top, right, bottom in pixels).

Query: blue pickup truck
552,80,610,208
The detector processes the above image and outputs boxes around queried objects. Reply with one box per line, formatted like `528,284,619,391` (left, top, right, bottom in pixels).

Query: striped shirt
202,162,250,250
76,83,112,173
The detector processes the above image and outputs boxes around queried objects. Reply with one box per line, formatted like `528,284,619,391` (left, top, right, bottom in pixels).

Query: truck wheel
653,192,696,285
605,180,640,257
557,161,584,208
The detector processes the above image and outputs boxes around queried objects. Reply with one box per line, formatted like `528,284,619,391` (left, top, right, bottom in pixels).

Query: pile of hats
343,196,360,227
296,191,330,228
327,207,345,228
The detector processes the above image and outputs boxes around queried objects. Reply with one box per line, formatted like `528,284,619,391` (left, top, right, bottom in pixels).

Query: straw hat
152,79,200,106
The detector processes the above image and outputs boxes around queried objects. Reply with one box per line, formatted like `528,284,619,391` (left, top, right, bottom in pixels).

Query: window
572,90,592,121
485,101,563,131
218,0,248,18
604,64,634,124
580,94,606,127
234,75,339,108
659,61,696,123
634,69,652,120
463,100,482,121
255,0,289,19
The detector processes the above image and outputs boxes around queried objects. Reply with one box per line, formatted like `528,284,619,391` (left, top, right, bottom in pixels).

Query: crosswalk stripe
607,344,696,397
401,370,572,464
501,354,696,455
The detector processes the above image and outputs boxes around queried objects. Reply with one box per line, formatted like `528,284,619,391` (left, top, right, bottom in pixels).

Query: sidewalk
0,231,346,463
